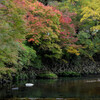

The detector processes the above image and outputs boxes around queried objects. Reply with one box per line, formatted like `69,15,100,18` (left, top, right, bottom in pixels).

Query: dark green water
0,76,100,100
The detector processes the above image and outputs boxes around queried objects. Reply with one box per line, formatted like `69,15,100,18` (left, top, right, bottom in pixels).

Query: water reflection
0,76,100,99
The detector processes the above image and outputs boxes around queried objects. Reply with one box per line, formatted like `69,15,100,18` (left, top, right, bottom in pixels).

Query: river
0,76,100,100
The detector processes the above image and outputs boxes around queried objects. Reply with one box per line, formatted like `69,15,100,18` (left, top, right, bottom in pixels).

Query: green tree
80,0,100,32
0,0,27,67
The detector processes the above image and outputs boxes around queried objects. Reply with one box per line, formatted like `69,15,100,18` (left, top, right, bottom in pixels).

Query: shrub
58,71,81,77
15,43,37,70
36,72,58,79
77,31,100,59
0,67,16,80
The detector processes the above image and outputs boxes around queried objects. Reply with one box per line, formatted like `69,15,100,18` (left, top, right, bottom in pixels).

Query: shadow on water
0,76,100,100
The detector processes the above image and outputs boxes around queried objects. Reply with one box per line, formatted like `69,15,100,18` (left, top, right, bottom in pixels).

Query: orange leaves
28,38,34,42
27,31,40,44
33,1,44,8
22,0,62,45
60,16,72,24
28,38,39,44
35,40,39,43
29,6,35,11
11,0,79,54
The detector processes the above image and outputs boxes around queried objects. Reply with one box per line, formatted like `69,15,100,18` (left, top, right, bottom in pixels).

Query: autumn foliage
12,0,79,58
0,0,80,61
0,0,99,80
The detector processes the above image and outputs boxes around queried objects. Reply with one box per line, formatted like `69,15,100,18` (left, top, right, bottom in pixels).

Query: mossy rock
36,72,58,79
58,71,81,77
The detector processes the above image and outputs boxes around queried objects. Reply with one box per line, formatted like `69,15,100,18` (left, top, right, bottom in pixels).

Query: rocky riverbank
0,58,100,84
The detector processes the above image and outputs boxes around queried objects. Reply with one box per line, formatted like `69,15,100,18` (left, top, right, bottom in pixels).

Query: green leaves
77,31,100,58
77,31,91,39
17,43,37,69
0,0,27,67
45,43,63,59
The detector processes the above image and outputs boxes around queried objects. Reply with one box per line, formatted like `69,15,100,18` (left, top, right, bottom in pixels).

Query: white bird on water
25,83,34,87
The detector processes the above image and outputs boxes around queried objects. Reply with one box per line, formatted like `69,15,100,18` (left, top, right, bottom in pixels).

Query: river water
0,76,100,100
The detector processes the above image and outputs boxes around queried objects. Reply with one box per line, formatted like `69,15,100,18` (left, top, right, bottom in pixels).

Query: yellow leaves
91,25,100,31
80,0,100,33
81,0,100,22
67,46,80,56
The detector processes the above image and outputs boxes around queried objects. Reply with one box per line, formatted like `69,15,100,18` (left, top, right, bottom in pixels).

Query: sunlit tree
80,0,100,32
